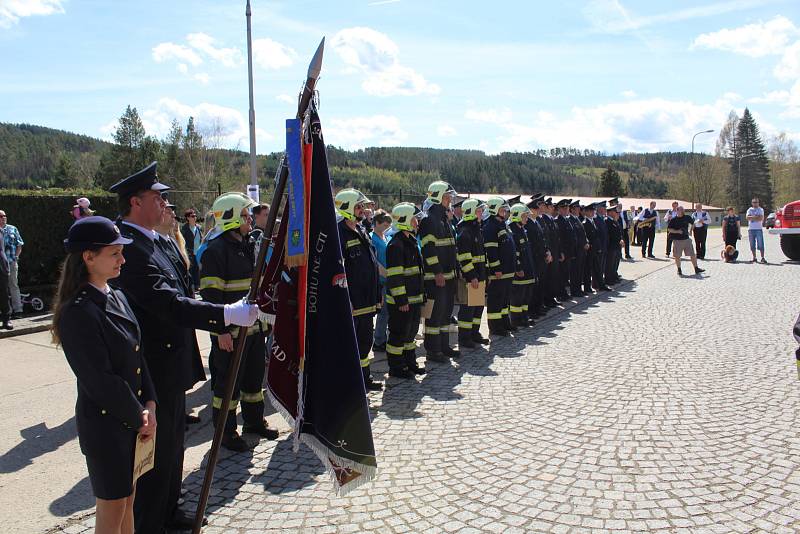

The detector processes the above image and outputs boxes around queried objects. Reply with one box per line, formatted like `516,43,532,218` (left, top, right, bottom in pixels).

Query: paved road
6,230,800,533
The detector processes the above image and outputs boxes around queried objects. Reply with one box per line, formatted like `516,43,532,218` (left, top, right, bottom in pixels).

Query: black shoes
490,329,510,337
185,414,201,425
459,338,477,349
471,334,490,345
677,267,683,276
694,267,705,274
372,343,386,353
388,368,415,379
221,432,251,452
243,422,279,440
1,320,12,330
426,351,449,363
165,509,207,531
443,347,461,359
364,377,383,391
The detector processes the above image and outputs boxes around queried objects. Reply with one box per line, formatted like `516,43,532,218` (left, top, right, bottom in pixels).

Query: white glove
224,299,259,327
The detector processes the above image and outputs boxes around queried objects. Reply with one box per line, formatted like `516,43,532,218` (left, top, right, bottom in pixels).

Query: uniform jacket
482,216,517,277
456,219,487,283
583,217,602,254
524,218,549,266
112,222,226,393
593,215,608,253
338,219,380,317
200,232,260,335
570,215,588,251
385,230,425,308
606,216,623,249
159,235,192,296
509,222,536,280
59,285,156,457
539,214,561,260
555,214,577,259
419,203,458,283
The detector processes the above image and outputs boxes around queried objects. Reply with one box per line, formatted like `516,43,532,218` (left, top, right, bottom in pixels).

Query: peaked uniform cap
108,162,170,196
64,216,132,252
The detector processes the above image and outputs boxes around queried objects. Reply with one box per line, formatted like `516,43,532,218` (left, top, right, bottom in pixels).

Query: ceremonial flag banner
285,118,308,267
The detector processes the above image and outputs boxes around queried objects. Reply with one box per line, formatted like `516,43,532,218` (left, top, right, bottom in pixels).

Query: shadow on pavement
0,419,77,474
253,438,325,494
49,476,94,517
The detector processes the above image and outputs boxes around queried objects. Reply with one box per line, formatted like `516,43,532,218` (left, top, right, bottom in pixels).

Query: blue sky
2,0,800,155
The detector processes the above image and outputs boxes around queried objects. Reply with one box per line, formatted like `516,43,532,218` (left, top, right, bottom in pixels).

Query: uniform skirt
84,432,137,500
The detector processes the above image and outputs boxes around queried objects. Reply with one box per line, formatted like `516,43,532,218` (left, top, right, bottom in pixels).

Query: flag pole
192,36,325,534
245,0,259,203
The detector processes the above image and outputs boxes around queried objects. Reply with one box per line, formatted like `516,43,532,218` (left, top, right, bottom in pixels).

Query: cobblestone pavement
51,234,800,533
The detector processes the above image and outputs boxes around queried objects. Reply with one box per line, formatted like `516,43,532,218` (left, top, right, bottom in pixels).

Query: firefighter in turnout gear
385,203,427,379
456,199,489,348
482,197,518,336
335,189,383,391
200,192,278,453
508,203,536,327
419,181,460,363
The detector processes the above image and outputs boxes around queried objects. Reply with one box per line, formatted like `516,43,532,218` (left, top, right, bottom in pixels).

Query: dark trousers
558,258,571,298
606,248,621,283
510,280,532,325
693,226,708,258
134,389,185,534
0,271,9,320
529,271,544,313
424,281,455,353
590,251,605,288
388,304,421,371
188,254,200,291
641,227,655,256
543,261,559,303
210,332,266,436
570,251,586,294
622,227,631,257
457,303,484,341
486,277,511,332
666,233,674,255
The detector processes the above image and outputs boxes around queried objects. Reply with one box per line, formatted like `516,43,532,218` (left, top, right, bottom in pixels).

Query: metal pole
192,37,325,534
690,129,714,205
246,0,259,203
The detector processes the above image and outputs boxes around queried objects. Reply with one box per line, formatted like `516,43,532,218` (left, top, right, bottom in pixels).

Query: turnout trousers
210,331,266,436
457,303,484,342
354,313,377,378
486,277,511,333
424,281,455,354
134,388,185,534
387,304,422,371
510,279,533,326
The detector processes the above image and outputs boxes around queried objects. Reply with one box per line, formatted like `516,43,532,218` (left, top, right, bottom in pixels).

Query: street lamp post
690,129,714,205
737,153,756,213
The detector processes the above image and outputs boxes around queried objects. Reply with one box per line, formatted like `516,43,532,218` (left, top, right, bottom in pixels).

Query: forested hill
0,121,694,198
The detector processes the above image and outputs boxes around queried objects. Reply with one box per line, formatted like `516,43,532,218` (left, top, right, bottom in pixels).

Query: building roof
464,194,722,211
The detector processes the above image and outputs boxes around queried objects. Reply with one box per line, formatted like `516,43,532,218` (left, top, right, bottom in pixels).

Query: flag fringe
265,387,296,429
292,368,306,453
299,432,377,496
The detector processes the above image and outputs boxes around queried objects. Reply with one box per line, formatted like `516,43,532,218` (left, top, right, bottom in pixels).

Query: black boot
459,336,476,349
362,367,383,391
442,346,461,359
404,350,427,375
242,419,279,440
471,331,490,344
221,431,251,452
1,318,12,330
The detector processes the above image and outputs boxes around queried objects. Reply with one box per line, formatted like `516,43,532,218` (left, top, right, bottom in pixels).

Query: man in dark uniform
335,188,383,391
524,196,550,317
482,197,518,336
605,202,625,284
638,201,658,258
568,199,589,297
508,203,536,327
455,199,489,348
109,162,258,533
419,181,460,362
594,201,609,289
200,192,279,452
538,198,561,306
554,199,576,299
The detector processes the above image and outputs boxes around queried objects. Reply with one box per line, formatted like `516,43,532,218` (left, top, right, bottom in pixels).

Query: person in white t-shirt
745,197,766,263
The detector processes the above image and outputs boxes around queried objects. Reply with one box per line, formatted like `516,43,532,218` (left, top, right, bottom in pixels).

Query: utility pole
690,129,714,204
245,0,259,203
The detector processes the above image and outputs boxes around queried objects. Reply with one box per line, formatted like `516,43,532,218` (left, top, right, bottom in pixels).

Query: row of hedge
1,190,118,291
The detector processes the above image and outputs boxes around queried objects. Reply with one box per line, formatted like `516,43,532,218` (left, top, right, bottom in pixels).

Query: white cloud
465,94,741,154
193,73,211,85
464,108,513,125
622,89,637,98
186,32,242,67
751,80,800,118
437,125,457,137
138,97,272,150
0,0,64,28
331,27,440,97
177,63,189,74
325,115,408,149
774,41,800,81
252,38,297,70
152,42,203,67
275,94,295,104
691,15,799,57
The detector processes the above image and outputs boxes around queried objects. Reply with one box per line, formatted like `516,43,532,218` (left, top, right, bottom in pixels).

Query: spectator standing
667,206,705,276
0,236,11,330
663,201,679,257
180,208,202,289
745,198,767,263
71,197,95,220
0,210,24,316
722,206,741,251
371,210,392,352
619,205,633,260
636,202,658,258
691,203,711,259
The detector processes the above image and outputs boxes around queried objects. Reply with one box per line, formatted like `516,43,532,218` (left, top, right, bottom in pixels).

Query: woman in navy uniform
52,216,157,534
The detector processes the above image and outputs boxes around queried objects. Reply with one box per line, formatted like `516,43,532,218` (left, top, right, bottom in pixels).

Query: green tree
598,165,626,196
728,108,772,211
94,106,162,189
53,152,77,188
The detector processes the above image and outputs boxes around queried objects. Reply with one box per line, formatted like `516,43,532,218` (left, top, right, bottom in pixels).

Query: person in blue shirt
370,210,393,352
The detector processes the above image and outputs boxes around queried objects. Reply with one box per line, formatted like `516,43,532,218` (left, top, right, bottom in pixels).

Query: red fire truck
769,200,800,260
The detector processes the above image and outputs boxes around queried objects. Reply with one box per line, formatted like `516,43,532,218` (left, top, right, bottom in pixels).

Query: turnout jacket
482,216,518,278
385,230,425,307
113,222,226,393
555,214,577,259
456,219,487,283
338,219,380,317
59,284,157,457
509,222,536,281
418,203,458,283
199,231,260,335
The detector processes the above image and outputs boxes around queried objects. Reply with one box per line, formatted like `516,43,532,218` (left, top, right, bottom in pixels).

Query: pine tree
728,108,772,212
94,106,162,188
598,165,626,196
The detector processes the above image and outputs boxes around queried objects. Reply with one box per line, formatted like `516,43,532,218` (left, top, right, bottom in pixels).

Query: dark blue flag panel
298,107,377,494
